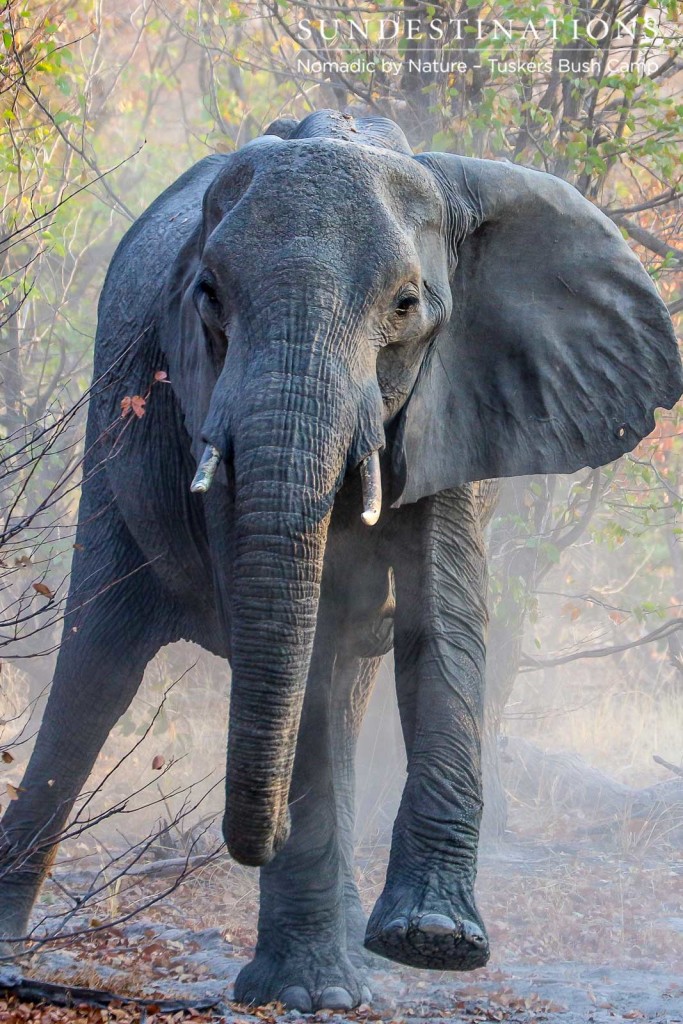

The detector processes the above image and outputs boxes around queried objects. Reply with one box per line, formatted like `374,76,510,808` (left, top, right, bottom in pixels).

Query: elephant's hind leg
0,492,176,949
331,652,382,965
234,623,380,1012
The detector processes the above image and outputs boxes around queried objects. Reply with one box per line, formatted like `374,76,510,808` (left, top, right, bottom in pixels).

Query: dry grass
507,664,682,788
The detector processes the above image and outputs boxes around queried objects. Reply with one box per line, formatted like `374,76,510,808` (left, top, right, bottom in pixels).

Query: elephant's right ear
392,154,682,506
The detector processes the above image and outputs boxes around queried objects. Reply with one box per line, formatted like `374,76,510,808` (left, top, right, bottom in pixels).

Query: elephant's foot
364,874,489,971
234,944,371,1011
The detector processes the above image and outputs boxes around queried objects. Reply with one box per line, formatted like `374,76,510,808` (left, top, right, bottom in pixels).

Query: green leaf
543,543,561,564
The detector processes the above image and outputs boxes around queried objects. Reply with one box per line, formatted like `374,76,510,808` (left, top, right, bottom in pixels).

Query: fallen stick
53,852,223,889
501,736,683,835
0,967,222,1014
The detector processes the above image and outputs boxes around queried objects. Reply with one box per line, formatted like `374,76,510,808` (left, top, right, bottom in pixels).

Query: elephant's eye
193,271,224,321
395,293,419,318
194,275,220,310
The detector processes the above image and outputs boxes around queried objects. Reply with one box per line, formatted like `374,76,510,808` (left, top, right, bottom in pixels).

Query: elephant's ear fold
392,154,682,506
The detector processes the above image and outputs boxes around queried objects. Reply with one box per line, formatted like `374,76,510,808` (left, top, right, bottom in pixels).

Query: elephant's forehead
208,138,442,236
254,138,432,192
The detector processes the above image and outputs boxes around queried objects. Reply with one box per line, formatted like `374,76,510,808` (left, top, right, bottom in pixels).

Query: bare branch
521,617,683,671
610,214,683,265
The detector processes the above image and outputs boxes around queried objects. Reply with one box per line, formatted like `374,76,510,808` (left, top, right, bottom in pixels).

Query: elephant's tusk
190,444,222,494
360,450,382,527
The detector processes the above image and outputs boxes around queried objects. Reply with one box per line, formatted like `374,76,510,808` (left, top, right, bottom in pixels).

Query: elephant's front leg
234,621,376,1011
365,486,490,971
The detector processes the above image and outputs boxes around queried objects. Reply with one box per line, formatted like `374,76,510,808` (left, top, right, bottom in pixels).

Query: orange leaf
1,750,13,764
609,611,625,624
131,395,146,418
154,370,168,381
33,581,54,599
6,783,20,801
152,754,165,770
120,396,132,417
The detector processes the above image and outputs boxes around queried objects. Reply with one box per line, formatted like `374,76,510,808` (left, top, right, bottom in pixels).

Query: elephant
0,109,680,1011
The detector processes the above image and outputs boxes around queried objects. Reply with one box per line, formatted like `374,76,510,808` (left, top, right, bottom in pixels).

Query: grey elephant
0,110,680,1011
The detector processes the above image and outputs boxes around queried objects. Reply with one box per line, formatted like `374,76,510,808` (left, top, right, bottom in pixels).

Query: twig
602,187,680,217
653,754,683,779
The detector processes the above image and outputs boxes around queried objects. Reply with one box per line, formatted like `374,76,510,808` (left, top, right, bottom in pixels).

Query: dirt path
13,918,683,1023
4,839,681,1023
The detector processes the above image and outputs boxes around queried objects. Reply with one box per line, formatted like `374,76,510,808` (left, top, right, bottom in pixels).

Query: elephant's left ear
392,153,682,506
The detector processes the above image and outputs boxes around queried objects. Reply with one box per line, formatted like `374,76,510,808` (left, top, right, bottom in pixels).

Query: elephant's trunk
220,369,350,867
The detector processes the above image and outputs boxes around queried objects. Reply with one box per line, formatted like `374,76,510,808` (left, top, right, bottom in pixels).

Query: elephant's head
165,110,681,866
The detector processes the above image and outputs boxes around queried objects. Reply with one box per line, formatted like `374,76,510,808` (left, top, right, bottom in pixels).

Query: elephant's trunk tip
360,450,382,526
222,808,291,867
191,444,222,493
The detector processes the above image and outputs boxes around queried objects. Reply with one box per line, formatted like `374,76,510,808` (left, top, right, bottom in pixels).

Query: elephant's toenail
280,986,313,1012
385,917,408,938
418,913,458,936
361,985,372,1004
319,986,354,1011
462,919,487,946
